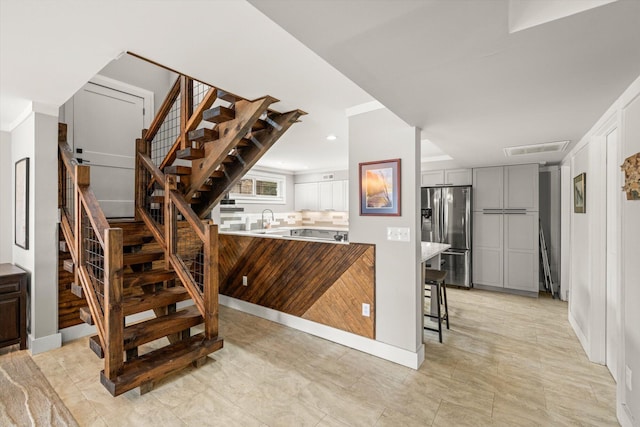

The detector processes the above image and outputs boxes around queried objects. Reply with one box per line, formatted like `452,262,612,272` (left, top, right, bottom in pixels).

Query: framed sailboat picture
359,158,401,216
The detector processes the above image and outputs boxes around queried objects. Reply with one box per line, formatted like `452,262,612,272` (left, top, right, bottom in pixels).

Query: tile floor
29,288,618,426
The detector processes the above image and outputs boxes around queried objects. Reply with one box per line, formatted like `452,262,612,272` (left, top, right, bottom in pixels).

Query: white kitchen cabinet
295,180,348,211
331,180,348,211
421,170,445,187
421,168,472,187
445,169,472,186
504,164,539,211
473,167,504,210
318,182,333,210
472,164,539,294
294,182,319,211
472,212,504,287
504,212,539,292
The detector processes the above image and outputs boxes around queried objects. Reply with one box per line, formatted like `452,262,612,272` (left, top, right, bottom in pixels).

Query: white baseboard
219,295,423,369
28,332,62,355
568,310,589,358
618,402,635,427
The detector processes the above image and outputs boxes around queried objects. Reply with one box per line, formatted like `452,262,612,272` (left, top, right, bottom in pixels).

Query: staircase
57,73,304,396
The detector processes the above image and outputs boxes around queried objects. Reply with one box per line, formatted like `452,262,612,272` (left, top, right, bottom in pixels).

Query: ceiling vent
504,140,570,157
322,173,334,180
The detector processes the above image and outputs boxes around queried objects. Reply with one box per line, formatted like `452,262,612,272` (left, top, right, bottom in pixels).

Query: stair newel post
74,165,90,285
134,138,149,221
165,175,178,269
203,221,219,339
180,75,193,151
104,228,124,380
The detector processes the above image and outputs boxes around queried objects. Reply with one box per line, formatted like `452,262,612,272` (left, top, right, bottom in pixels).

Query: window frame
229,171,287,204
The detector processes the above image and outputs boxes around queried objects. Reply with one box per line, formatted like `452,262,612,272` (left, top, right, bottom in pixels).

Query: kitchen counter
421,242,451,263
220,226,349,244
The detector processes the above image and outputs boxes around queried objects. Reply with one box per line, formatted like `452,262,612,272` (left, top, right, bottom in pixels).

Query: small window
229,172,286,204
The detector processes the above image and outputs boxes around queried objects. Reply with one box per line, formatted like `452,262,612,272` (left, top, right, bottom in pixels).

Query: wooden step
122,306,202,352
210,170,225,179
164,165,192,176
188,128,218,143
124,269,176,288
149,195,164,204
80,306,94,325
123,251,164,267
63,259,74,273
222,155,236,164
71,282,83,298
123,286,191,316
100,332,223,396
176,147,205,160
217,90,239,104
59,240,70,253
202,106,235,124
251,119,267,131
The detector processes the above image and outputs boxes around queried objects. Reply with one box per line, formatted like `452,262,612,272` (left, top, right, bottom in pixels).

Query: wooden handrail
77,187,110,247
144,77,181,143
169,190,205,240
138,152,165,184
58,140,76,179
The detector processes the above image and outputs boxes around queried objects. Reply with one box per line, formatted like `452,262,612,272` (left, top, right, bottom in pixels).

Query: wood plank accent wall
219,235,375,338
58,226,83,329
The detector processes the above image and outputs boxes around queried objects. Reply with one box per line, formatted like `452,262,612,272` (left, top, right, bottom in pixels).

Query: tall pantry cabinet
472,164,539,294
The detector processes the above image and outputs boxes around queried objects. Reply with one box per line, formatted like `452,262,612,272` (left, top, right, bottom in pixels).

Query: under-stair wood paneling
58,226,83,329
219,235,375,338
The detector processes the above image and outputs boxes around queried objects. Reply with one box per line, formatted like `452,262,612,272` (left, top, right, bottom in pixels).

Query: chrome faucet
261,209,275,229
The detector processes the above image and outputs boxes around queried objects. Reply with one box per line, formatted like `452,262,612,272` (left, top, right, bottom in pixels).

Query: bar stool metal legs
424,268,449,343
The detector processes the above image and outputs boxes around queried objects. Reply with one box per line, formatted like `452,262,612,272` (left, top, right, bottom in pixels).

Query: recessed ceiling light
326,134,337,141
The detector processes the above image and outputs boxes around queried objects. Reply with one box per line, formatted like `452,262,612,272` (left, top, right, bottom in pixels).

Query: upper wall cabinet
473,167,504,210
296,180,348,211
473,164,538,211
504,164,539,211
421,168,472,187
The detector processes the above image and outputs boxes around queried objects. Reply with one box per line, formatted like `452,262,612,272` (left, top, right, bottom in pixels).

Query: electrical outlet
362,303,370,317
387,227,410,242
242,276,248,287
626,365,633,391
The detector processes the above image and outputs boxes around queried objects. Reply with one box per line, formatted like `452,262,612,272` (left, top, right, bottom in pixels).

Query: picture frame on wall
573,172,586,213
359,158,401,216
15,157,29,249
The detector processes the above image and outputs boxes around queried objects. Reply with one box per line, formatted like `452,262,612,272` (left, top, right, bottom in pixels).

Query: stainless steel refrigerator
421,186,472,287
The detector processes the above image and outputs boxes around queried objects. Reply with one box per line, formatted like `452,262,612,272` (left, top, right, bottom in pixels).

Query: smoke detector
504,140,570,157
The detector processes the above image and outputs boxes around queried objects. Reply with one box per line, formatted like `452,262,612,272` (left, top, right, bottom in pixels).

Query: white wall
11,109,61,354
0,131,12,263
349,107,422,357
620,84,640,426
563,74,640,426
98,54,174,113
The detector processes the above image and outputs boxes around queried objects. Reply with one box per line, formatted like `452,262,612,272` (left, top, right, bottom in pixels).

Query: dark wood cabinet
0,264,28,350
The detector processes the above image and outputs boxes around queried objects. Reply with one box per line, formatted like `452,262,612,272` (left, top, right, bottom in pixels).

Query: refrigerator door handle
433,191,441,243
442,188,449,243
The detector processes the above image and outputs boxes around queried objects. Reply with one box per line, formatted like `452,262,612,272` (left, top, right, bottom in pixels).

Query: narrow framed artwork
573,172,586,213
15,157,29,249
359,158,401,216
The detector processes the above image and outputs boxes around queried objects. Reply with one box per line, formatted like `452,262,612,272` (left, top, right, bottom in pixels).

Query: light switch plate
387,227,410,242
362,303,370,317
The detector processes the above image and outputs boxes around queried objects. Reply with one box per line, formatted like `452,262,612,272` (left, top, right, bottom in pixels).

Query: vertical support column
203,221,219,339
164,175,178,270
180,76,193,151
74,165,90,282
134,138,145,221
104,228,124,380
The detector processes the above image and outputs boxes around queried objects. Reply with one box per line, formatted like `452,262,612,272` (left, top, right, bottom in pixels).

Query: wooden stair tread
123,251,164,266
123,305,202,351
100,332,223,396
122,286,191,316
176,147,205,160
202,106,235,124
164,165,192,176
188,128,218,143
124,269,176,288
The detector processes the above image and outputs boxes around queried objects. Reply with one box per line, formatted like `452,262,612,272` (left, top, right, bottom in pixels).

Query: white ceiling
250,0,640,168
1,0,639,172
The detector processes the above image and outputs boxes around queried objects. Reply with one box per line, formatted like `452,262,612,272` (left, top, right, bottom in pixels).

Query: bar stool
424,268,449,343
